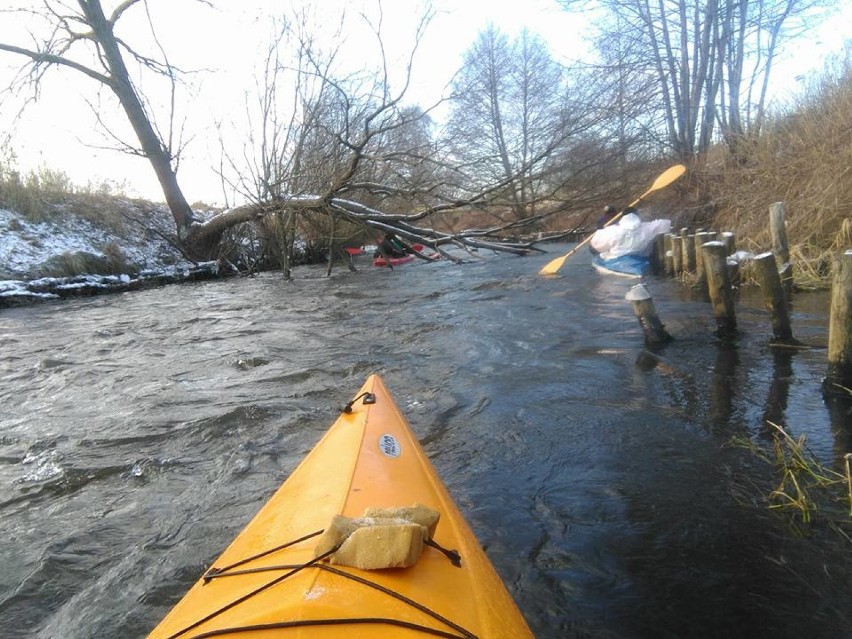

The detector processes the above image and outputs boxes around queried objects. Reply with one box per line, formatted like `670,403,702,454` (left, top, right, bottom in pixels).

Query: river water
1,245,851,638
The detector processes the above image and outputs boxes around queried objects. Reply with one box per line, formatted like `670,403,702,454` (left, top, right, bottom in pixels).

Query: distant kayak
373,243,438,267
592,253,649,278
146,374,534,639
373,253,417,267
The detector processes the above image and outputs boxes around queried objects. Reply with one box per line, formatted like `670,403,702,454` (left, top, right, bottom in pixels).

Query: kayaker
591,205,622,254
376,232,410,258
597,204,624,229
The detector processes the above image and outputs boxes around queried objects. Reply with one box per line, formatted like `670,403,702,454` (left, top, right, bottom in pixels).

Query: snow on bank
0,263,220,307
0,205,223,307
0,206,183,279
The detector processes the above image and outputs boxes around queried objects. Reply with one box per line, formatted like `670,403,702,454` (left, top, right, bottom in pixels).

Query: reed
732,421,852,527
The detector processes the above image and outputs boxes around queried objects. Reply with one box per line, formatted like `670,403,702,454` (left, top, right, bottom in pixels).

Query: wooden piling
754,252,795,344
626,284,672,346
682,229,696,273
826,250,852,392
693,231,715,295
671,235,683,276
664,235,675,277
652,233,667,275
770,202,794,297
769,202,790,264
722,231,736,256
703,241,737,338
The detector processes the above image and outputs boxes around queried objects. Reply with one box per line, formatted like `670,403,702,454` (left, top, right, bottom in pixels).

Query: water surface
1,247,850,638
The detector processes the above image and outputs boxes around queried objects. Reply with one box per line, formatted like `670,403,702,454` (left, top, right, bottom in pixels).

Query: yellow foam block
330,522,426,569
363,503,440,538
314,504,441,569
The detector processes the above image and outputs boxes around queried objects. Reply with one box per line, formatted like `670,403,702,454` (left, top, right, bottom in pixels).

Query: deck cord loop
174,533,476,639
202,529,324,583
166,541,344,639
424,538,462,567
342,391,377,413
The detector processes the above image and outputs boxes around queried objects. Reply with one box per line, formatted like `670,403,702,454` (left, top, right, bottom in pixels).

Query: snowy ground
0,205,213,306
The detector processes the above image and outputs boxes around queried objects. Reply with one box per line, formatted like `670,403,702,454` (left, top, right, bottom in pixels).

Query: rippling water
1,247,850,638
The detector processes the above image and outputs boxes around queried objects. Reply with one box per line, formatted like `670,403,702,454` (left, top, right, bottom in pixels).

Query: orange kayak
146,374,534,638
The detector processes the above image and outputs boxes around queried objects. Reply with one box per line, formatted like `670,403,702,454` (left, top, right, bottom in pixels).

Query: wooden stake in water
770,202,794,297
769,202,790,264
652,233,667,275
826,250,852,392
626,284,672,346
671,235,683,276
722,231,736,256
664,235,675,277
682,229,696,273
703,241,737,338
754,252,795,344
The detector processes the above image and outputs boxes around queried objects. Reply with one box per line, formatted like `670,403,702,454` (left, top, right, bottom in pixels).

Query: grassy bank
691,65,852,288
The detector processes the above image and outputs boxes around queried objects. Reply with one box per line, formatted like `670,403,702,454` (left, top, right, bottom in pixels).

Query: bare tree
0,1,197,240
563,0,828,159
1,2,547,271
446,26,570,221
208,6,556,276
445,24,629,229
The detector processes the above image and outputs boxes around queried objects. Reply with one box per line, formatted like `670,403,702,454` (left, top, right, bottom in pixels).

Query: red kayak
373,244,436,267
373,254,417,267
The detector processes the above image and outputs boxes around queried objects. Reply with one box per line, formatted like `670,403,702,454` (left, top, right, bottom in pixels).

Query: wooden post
769,202,790,264
770,202,794,298
703,241,737,338
754,252,795,343
652,233,666,275
671,235,683,276
682,229,696,273
664,235,675,277
626,284,672,346
826,250,852,393
722,231,736,256
693,231,715,295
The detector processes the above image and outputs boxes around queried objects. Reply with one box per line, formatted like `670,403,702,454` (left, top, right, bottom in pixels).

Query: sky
0,0,849,207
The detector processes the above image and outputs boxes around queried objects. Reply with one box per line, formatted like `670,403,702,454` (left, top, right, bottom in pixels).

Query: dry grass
697,65,852,288
732,421,852,535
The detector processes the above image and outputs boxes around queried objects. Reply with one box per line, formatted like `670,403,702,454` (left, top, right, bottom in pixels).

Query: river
1,245,851,638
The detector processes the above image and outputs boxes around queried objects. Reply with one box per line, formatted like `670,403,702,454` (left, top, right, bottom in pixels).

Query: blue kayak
592,254,649,278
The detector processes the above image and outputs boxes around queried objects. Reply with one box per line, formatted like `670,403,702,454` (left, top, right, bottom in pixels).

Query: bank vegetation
0,1,848,285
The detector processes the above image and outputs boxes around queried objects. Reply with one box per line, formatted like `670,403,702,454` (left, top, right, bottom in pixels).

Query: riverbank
0,201,224,308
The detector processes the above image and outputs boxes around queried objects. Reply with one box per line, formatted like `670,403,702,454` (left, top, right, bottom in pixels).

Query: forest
0,0,849,285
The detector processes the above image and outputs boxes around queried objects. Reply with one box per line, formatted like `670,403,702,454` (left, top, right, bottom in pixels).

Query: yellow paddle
538,164,687,276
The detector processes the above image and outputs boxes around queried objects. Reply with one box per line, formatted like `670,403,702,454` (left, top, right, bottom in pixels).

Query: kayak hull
146,374,533,639
373,254,416,267
592,254,649,278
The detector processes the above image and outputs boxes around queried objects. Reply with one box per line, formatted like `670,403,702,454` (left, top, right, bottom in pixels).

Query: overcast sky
0,0,848,206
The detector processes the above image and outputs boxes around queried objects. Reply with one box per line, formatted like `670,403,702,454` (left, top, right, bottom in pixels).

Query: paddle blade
648,164,686,194
539,254,567,276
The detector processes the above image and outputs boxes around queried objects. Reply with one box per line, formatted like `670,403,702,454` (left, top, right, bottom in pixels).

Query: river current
1,245,850,638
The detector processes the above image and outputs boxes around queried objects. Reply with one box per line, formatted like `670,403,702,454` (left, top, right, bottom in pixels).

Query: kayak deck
146,375,533,639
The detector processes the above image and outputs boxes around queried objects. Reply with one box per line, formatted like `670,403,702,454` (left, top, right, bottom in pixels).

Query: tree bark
78,0,195,242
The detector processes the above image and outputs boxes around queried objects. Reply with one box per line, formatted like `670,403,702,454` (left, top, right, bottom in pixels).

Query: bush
34,249,136,279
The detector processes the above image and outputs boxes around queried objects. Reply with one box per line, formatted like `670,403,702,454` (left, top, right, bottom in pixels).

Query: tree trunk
79,1,195,243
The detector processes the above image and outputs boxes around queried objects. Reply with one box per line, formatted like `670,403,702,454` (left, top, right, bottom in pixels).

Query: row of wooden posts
624,202,852,396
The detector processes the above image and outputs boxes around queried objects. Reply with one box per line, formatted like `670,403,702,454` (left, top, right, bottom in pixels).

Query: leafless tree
444,24,635,229
0,0,198,240
1,1,546,270
562,0,828,159
213,6,550,275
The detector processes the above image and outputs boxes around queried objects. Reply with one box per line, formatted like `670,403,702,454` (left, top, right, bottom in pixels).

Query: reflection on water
1,247,851,638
